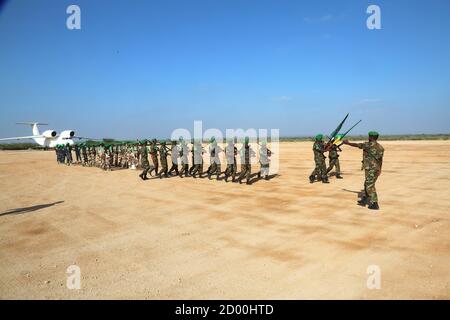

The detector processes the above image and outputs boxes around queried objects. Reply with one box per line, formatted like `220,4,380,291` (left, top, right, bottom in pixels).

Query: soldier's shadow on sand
142,172,280,184
0,201,64,217
247,173,280,185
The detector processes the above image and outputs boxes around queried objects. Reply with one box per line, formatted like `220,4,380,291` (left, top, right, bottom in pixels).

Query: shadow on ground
0,201,64,217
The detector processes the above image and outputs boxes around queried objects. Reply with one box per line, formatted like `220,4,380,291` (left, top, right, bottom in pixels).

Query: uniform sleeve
357,142,369,150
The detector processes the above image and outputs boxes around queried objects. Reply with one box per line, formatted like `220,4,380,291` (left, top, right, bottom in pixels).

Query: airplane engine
42,130,57,138
60,130,75,139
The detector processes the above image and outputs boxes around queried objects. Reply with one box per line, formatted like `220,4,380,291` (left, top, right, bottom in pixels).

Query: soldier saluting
343,131,384,210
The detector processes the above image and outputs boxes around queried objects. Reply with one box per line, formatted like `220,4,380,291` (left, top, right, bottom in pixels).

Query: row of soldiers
56,137,272,185
310,131,384,210
137,136,272,184
55,142,141,170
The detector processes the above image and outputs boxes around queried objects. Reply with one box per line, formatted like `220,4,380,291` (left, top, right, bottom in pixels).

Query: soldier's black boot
309,175,315,183
368,202,380,210
322,176,329,183
336,174,343,179
139,173,144,180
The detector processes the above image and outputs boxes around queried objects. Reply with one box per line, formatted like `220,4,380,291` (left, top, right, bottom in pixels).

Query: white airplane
0,122,77,148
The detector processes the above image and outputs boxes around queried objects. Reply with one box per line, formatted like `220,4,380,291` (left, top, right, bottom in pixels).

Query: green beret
210,136,216,143
368,131,379,137
244,136,250,143
315,134,323,141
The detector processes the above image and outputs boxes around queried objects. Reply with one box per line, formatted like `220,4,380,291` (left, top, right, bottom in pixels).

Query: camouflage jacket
358,141,384,171
149,144,159,156
328,145,340,159
139,146,150,166
313,141,326,161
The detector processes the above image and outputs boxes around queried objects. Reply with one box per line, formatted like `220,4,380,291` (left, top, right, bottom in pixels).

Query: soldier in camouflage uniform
81,143,88,166
158,141,170,178
149,139,159,175
258,141,272,180
189,139,196,175
178,137,190,177
343,131,384,210
237,137,255,184
168,140,180,176
224,139,237,182
191,140,205,178
90,146,96,167
326,144,343,179
309,134,329,183
114,145,119,167
104,145,112,171
138,140,153,180
74,144,81,163
206,137,222,180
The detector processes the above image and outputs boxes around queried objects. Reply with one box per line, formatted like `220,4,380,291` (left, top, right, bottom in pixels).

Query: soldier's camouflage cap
315,134,323,141
368,131,379,137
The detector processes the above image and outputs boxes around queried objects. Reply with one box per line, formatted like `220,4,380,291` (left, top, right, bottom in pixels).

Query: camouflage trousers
151,155,159,173
311,159,327,180
327,158,340,175
191,163,203,177
259,162,269,177
140,160,154,177
208,161,221,176
364,169,380,204
238,164,251,182
104,154,112,170
169,163,179,175
179,161,189,176
224,163,237,179
159,158,168,176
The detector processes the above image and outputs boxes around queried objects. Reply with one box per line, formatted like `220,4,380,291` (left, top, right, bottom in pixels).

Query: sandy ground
0,141,449,300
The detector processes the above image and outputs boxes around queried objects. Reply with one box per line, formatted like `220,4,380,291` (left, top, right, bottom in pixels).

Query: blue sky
0,0,449,139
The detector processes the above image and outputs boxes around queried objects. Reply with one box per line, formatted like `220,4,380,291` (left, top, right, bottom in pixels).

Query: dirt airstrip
0,141,449,299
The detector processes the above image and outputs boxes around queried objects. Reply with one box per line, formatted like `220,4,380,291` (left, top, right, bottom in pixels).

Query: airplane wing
0,135,45,141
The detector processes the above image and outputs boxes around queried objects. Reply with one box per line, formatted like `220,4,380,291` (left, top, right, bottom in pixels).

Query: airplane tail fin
16,122,48,136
